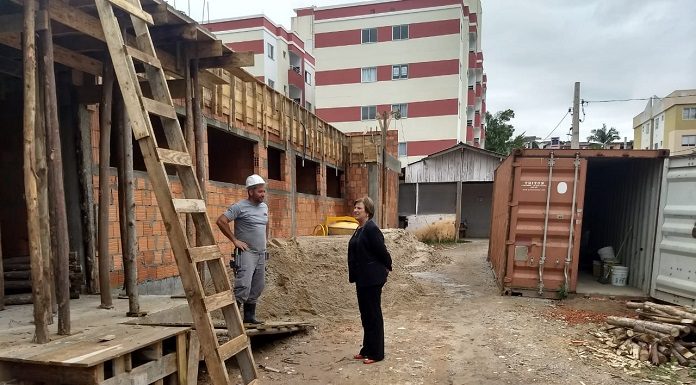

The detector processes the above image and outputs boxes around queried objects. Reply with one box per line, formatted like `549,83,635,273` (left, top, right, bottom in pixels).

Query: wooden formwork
0,325,196,385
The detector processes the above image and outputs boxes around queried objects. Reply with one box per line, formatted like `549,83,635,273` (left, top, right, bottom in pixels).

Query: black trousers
356,283,385,360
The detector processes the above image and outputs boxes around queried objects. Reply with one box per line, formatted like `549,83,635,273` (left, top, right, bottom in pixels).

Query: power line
543,108,572,140
583,93,696,104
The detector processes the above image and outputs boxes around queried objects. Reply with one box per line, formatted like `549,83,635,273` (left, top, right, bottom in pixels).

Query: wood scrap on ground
586,301,696,368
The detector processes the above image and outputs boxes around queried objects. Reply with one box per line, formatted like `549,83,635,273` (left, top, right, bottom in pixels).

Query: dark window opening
267,146,284,181
326,166,343,198
296,156,318,195
208,128,255,185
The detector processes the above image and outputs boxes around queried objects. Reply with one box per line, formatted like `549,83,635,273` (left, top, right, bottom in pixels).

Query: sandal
363,358,379,364
353,354,366,360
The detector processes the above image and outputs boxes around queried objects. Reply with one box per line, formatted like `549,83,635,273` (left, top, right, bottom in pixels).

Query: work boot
243,303,263,324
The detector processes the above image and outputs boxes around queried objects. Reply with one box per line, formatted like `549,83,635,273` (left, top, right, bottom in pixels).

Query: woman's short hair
354,196,375,219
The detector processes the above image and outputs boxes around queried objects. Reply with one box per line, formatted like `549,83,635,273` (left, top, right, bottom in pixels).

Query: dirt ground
209,238,695,385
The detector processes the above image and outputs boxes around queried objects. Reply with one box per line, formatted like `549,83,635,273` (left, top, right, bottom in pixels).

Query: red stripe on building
407,139,458,156
315,29,361,48
377,65,392,81
410,19,460,39
409,59,459,78
298,0,463,21
409,99,458,117
316,68,361,86
469,13,478,24
316,106,360,122
225,40,264,54
466,126,474,142
314,19,461,49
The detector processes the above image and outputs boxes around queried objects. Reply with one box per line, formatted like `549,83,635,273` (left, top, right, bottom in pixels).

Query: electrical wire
542,108,572,140
583,93,696,104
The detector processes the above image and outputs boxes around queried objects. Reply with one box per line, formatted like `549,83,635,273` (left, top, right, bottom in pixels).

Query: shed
399,143,503,238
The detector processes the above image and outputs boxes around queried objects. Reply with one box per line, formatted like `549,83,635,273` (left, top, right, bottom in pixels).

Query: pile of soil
257,229,443,322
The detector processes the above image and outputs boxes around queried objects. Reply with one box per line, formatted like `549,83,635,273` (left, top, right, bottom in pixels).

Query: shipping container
488,149,681,299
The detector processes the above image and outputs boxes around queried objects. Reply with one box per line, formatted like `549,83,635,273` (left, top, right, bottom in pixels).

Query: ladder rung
172,198,206,213
203,291,235,312
125,45,161,68
218,334,249,362
142,98,178,120
157,148,192,167
188,245,222,263
108,0,154,25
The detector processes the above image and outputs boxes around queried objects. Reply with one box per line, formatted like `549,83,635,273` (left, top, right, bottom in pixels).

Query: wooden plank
76,105,98,294
157,148,192,167
0,11,47,35
188,245,222,263
198,51,254,69
101,353,177,385
172,199,206,213
108,0,154,25
142,97,177,120
0,33,102,75
125,45,161,68
186,332,200,385
186,40,223,59
176,333,188,385
203,291,235,312
3,362,100,385
218,334,249,362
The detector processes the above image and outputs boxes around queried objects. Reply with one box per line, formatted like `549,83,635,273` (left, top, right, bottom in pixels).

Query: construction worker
216,174,269,324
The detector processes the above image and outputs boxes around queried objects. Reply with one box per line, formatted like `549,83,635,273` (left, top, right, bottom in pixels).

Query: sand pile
414,219,456,243
256,229,444,321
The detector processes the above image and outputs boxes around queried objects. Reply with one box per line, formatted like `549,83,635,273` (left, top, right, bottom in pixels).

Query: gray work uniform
223,199,268,304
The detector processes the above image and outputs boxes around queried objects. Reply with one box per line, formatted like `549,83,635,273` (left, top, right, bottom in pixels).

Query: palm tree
587,124,620,149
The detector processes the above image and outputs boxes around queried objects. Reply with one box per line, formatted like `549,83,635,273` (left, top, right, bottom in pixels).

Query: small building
633,89,696,154
399,143,503,238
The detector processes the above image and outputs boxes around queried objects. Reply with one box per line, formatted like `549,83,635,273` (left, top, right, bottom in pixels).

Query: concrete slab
575,272,647,298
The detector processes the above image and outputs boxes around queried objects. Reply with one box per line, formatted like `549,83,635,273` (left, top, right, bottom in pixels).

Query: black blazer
347,219,393,287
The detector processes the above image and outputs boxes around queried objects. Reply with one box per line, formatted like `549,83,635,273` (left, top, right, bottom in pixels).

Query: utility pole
571,82,580,149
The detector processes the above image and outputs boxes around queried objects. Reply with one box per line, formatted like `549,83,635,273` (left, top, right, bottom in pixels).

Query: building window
466,119,473,126
267,147,284,181
398,142,407,157
304,70,312,85
267,79,275,89
361,67,377,83
682,135,696,147
683,107,696,120
361,106,377,120
266,42,274,59
392,24,409,40
392,64,408,80
391,103,408,119
361,28,377,43
474,137,480,146
306,101,312,112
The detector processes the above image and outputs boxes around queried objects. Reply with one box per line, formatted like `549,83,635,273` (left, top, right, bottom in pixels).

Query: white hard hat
245,174,265,188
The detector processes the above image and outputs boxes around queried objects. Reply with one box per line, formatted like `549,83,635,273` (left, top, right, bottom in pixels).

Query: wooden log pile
599,302,696,367
2,254,83,304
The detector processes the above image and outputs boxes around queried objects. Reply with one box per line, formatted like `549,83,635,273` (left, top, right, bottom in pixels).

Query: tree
484,109,525,155
587,124,620,148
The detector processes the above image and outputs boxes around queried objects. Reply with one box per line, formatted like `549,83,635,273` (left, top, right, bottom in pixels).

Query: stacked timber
2,254,83,304
598,302,696,367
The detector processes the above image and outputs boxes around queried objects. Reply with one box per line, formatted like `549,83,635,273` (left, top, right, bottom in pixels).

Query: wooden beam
197,52,254,69
24,0,50,344
150,24,198,41
97,60,114,309
228,67,257,83
0,10,48,35
186,40,223,59
41,0,71,335
76,79,187,103
0,33,103,75
77,104,98,294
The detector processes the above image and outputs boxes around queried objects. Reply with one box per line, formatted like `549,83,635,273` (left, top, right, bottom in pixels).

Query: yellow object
325,216,359,236
312,224,327,236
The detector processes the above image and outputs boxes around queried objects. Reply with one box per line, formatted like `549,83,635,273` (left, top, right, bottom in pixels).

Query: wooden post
191,59,206,284
41,0,70,335
77,104,98,294
36,49,55,320
455,180,463,242
184,55,195,247
97,60,114,309
117,96,141,316
23,0,50,343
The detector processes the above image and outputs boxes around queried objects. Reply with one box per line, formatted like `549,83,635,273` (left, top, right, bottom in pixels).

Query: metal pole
571,82,580,149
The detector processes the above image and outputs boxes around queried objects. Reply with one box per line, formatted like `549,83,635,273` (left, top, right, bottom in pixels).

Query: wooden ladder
93,0,258,384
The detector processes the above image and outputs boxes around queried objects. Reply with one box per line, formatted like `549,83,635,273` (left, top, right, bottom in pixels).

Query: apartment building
292,0,486,165
633,90,696,155
203,16,316,111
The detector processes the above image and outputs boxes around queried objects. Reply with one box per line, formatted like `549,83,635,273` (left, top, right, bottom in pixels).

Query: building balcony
288,67,304,89
475,83,482,97
467,89,475,105
468,52,476,68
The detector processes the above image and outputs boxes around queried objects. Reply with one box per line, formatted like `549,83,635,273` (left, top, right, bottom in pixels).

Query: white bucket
598,246,615,261
611,265,628,286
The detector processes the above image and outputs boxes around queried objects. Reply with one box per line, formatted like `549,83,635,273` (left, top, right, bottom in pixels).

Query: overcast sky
169,0,696,141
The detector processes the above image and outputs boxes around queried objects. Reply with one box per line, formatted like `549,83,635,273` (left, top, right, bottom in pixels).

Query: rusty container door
504,154,587,295
488,156,514,288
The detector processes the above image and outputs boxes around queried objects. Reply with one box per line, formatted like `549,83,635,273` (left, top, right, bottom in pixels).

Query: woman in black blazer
347,196,393,364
